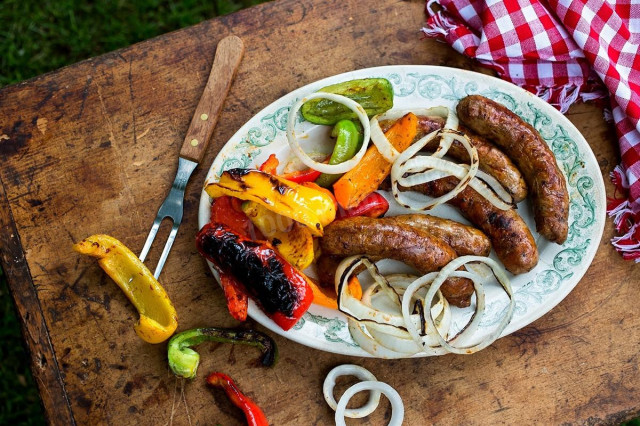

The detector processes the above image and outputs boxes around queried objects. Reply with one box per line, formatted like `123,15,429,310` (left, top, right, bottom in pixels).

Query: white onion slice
335,380,404,426
422,256,514,355
286,92,371,174
348,319,418,359
369,115,401,163
323,364,380,418
391,129,478,210
337,258,451,356
335,256,407,328
390,128,514,210
473,170,514,206
368,106,457,163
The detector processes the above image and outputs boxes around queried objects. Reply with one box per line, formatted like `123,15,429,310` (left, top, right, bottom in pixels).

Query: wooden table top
1,0,638,424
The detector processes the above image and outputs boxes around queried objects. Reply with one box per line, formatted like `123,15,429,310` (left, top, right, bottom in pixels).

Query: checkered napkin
422,0,640,261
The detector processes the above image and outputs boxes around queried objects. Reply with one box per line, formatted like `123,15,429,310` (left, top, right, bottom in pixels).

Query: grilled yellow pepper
205,169,336,236
73,235,178,344
241,201,315,270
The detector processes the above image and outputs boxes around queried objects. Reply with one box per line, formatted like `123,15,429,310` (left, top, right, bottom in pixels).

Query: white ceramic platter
198,65,606,357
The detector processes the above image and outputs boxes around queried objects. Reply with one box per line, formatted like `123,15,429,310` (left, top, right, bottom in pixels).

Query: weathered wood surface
0,0,638,424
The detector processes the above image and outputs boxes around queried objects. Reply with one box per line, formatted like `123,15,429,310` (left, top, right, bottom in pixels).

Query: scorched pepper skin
196,223,313,330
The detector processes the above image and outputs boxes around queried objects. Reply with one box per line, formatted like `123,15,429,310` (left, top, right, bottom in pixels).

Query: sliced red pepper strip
280,168,322,183
260,153,323,183
206,372,268,426
336,191,389,219
210,196,259,239
258,153,279,174
196,223,313,330
219,273,248,322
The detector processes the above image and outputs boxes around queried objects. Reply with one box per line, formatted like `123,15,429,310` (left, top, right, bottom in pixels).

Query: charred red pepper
196,223,313,330
206,372,268,426
219,273,248,322
209,196,260,320
258,153,279,175
336,192,389,219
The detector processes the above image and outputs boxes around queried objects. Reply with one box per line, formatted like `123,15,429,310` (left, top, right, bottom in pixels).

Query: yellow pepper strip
205,169,336,237
241,201,315,270
73,235,178,344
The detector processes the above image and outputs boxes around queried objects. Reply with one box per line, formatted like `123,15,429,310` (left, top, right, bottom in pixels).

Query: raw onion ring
323,364,381,418
335,381,404,426
286,92,371,174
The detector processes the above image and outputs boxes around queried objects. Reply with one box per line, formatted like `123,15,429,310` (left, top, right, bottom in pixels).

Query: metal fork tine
138,36,244,278
153,221,180,279
139,218,162,263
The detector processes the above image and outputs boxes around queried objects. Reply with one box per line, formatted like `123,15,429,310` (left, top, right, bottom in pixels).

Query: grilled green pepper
315,119,363,187
301,78,393,125
168,327,278,379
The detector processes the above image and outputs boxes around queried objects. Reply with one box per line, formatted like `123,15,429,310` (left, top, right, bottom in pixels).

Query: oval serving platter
198,65,606,357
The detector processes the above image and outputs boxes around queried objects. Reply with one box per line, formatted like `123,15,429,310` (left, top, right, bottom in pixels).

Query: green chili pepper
315,120,363,188
167,327,278,379
301,78,394,125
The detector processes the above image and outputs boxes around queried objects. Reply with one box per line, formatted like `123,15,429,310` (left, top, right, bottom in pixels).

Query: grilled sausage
457,95,569,243
410,177,538,274
388,214,491,256
320,216,474,307
381,116,528,202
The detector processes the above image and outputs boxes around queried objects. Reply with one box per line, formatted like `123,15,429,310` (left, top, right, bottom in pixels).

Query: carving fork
139,35,245,277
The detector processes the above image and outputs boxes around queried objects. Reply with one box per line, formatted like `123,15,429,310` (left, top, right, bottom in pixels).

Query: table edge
0,175,76,425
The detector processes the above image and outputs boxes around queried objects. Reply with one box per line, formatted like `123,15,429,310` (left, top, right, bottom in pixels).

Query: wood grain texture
180,35,245,163
0,0,638,424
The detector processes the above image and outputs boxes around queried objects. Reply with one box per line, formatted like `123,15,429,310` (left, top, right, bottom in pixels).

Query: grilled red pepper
280,168,322,183
210,196,258,239
206,372,268,426
219,273,248,322
259,153,323,183
336,191,389,219
209,196,260,321
258,153,279,175
196,223,313,330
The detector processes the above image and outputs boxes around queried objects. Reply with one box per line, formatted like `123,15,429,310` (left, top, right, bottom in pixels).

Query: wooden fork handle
179,35,245,163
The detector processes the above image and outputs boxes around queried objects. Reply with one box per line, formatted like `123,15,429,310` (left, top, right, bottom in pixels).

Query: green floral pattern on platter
202,66,605,357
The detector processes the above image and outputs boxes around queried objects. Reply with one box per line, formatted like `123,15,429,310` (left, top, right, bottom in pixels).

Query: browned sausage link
320,216,473,307
381,116,528,202
388,214,491,256
457,95,569,243
315,254,343,289
410,177,538,274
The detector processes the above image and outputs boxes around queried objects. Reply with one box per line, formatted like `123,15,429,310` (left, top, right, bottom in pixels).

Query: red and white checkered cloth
422,0,640,261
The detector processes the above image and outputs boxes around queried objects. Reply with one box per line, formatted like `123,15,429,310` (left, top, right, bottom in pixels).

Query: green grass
0,0,266,87
0,1,267,423
0,266,44,425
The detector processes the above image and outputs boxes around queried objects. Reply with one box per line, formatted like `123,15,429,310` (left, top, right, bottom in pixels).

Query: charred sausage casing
319,216,474,307
457,95,569,244
409,177,538,274
388,214,491,257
